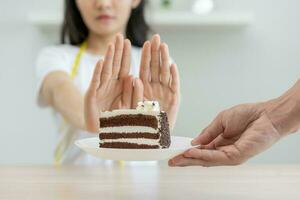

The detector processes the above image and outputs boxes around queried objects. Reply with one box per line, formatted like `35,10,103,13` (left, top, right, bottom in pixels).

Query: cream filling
100,109,160,118
100,138,161,146
100,126,158,134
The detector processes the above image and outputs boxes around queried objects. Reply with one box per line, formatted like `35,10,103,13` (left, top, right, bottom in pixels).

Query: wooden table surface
1,164,300,200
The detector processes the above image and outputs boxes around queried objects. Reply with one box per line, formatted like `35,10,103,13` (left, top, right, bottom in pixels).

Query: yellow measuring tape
54,41,125,167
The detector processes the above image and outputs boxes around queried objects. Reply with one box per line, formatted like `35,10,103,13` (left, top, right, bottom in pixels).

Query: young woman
36,0,180,165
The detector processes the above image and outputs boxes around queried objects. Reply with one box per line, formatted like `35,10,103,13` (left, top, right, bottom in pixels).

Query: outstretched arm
169,79,300,167
41,71,86,130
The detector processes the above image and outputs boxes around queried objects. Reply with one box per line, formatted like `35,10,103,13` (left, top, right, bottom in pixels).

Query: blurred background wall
0,0,299,164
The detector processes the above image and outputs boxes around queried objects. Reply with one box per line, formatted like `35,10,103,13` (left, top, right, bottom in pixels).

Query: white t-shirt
36,44,142,165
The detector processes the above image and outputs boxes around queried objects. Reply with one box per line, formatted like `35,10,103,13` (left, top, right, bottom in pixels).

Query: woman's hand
84,34,143,132
139,35,180,130
169,103,282,167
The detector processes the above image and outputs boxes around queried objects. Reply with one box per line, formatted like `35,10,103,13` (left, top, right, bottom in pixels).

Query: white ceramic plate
75,136,193,161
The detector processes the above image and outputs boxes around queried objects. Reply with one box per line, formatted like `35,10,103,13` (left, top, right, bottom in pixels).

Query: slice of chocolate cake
99,101,171,149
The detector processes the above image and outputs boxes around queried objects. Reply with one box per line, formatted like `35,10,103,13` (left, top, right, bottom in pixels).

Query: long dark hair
61,0,150,47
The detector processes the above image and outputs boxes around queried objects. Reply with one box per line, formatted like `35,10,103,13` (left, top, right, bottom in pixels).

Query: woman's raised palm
84,34,143,132
139,35,180,130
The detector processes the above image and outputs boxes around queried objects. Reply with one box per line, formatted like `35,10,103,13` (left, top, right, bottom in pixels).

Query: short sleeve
35,46,72,107
130,46,142,78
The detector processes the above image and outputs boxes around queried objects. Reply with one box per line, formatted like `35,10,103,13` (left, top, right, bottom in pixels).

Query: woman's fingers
132,78,144,108
89,60,103,93
119,39,131,78
150,34,161,82
112,34,124,79
121,77,143,109
191,112,224,146
121,76,133,108
84,60,104,133
139,41,151,83
170,63,180,93
160,43,171,86
100,44,114,89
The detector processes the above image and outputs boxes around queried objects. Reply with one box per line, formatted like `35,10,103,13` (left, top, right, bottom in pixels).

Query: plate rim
75,136,193,151
74,136,194,161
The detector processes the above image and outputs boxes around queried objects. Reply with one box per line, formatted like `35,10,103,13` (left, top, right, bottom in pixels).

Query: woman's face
76,0,141,37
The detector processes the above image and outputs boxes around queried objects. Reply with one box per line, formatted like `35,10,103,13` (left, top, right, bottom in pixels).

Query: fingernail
191,139,197,145
168,159,174,167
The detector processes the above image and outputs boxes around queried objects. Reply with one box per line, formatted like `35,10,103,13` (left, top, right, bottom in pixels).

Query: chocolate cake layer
100,114,158,129
158,112,171,148
100,142,159,149
100,132,159,140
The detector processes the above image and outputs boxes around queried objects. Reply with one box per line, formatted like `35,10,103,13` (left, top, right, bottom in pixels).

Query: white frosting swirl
136,101,160,112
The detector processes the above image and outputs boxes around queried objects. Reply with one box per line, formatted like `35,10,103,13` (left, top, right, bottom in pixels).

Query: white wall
0,0,299,164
